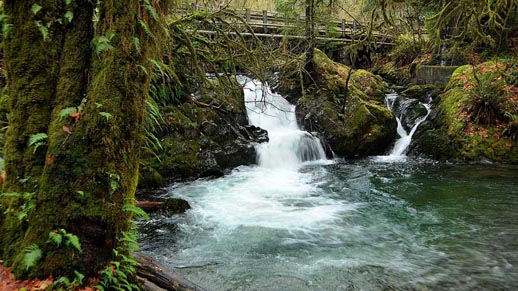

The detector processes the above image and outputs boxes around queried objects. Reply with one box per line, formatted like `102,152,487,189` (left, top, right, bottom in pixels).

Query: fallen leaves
0,265,101,291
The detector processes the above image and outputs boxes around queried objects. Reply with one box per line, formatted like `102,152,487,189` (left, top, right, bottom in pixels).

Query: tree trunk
305,0,315,81
1,0,166,280
0,0,65,266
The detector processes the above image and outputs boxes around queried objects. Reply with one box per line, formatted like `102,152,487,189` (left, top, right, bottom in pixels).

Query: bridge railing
175,3,396,44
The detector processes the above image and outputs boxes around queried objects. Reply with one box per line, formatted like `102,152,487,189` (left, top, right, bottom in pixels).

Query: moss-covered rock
400,84,442,102
138,81,268,188
411,60,518,162
284,49,396,157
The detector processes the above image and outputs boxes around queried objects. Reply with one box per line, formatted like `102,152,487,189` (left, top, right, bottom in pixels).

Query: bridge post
263,10,268,33
191,2,196,11
341,19,346,38
353,20,357,31
245,8,250,22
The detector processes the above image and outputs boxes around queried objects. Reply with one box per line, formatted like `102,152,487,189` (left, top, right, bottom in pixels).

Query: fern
34,20,49,41
143,0,159,21
31,4,42,15
47,229,81,252
29,132,48,146
133,37,141,54
59,107,77,120
23,244,42,270
95,34,115,54
29,132,48,153
64,11,74,23
139,19,156,40
123,204,150,220
48,231,63,247
64,232,82,252
99,112,112,121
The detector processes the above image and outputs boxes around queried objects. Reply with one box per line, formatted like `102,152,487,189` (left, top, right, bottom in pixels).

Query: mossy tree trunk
0,0,65,266
304,0,316,81
1,0,167,279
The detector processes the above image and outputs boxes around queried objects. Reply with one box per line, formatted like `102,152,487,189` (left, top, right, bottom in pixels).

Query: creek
139,79,518,290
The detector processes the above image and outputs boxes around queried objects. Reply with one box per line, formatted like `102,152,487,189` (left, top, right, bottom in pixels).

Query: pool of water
139,159,518,290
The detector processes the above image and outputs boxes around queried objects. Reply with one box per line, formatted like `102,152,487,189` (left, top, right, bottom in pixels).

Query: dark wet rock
393,97,428,132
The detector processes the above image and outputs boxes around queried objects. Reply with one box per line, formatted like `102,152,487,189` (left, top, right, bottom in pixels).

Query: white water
139,83,518,290
381,93,431,160
240,77,327,168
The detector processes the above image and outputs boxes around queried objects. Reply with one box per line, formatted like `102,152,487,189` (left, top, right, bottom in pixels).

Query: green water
139,160,518,290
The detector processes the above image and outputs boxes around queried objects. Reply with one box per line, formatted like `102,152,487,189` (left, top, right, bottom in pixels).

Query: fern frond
123,204,150,220
23,244,42,270
59,107,77,121
48,231,63,247
29,133,48,146
64,232,82,252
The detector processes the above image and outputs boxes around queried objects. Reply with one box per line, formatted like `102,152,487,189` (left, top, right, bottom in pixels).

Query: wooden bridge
177,4,395,46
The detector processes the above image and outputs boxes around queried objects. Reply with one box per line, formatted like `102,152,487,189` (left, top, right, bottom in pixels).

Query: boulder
138,77,268,188
286,49,397,157
410,61,518,162
400,84,442,101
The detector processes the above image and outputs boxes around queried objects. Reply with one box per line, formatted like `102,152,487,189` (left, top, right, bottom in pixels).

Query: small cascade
384,93,432,158
239,77,326,168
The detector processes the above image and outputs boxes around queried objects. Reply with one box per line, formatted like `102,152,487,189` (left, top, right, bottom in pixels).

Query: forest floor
0,264,97,291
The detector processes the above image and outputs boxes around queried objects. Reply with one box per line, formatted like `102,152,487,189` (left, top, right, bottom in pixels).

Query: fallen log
136,198,191,214
134,253,208,291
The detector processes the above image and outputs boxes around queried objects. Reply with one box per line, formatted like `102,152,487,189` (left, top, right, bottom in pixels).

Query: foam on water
240,77,326,168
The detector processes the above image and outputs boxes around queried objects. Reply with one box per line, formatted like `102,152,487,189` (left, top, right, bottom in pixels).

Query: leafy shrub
463,68,507,125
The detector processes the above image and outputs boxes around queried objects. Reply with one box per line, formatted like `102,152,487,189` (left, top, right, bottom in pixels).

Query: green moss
0,0,66,265
139,166,167,189
290,49,396,157
150,135,202,179
401,84,442,101
429,60,518,163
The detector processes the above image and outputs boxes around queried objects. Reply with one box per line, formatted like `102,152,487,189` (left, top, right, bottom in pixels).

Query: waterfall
239,77,326,168
384,93,431,158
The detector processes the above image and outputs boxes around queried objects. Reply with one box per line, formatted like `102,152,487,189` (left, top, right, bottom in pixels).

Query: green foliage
427,0,518,52
123,203,150,221
463,68,506,125
51,271,85,291
31,4,43,15
94,33,115,54
1,191,35,221
59,107,77,120
23,244,42,270
389,34,422,66
503,112,518,141
99,111,112,121
143,0,159,21
48,231,63,247
28,132,48,153
95,229,141,291
64,11,74,23
47,229,82,252
108,172,121,192
33,20,49,41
